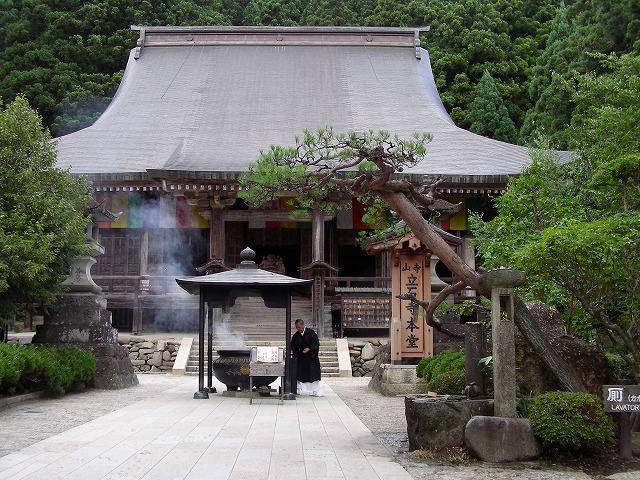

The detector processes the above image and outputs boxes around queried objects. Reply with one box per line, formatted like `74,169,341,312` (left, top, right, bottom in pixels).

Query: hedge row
0,343,96,395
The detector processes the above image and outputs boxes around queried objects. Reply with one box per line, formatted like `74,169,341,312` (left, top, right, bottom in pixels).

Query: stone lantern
32,198,138,389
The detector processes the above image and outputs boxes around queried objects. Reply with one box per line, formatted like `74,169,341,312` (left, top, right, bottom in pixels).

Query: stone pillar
464,322,486,395
479,269,526,418
492,287,516,417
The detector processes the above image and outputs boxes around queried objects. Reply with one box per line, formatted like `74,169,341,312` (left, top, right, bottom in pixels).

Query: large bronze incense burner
212,349,277,391
176,247,312,400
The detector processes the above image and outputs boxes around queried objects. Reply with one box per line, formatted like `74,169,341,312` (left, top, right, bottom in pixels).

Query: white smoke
212,309,247,349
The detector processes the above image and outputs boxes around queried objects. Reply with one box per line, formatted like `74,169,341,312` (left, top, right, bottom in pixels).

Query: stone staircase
185,338,340,377
318,339,339,377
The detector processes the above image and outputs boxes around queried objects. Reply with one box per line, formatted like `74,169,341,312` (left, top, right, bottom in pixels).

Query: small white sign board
254,346,281,363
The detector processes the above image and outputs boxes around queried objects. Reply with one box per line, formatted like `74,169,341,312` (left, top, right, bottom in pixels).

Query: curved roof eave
54,29,569,183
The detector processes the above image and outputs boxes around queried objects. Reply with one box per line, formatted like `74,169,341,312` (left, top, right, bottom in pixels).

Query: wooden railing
92,275,186,296
324,276,391,291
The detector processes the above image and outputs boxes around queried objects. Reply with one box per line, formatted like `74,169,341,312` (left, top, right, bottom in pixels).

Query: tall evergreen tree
520,0,640,147
301,0,357,25
0,0,231,137
519,4,578,148
422,0,556,131
468,71,518,143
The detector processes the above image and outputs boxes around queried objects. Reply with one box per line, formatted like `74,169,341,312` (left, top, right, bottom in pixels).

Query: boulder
147,351,163,367
362,359,376,372
368,343,391,393
465,416,542,462
515,301,607,395
405,396,494,451
361,343,377,361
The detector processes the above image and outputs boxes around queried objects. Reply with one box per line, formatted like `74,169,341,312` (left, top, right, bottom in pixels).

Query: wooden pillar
311,210,324,262
140,229,149,275
311,210,325,331
209,208,225,260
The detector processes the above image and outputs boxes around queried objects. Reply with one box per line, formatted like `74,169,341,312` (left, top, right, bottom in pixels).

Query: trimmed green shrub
428,370,466,395
529,391,613,450
416,349,465,382
0,343,96,396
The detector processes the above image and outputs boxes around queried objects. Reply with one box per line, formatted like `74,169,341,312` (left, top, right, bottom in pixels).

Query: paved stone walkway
0,375,637,479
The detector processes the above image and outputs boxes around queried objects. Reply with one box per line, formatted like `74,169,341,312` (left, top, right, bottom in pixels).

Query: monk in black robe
291,319,321,392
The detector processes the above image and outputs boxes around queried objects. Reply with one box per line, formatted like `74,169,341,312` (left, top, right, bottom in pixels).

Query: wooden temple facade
55,26,538,339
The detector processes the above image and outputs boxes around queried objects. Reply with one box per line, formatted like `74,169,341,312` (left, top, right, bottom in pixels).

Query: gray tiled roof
55,27,538,180
176,264,312,296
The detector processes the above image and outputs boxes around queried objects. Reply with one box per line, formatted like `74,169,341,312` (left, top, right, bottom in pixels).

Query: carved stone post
478,268,526,418
464,322,486,395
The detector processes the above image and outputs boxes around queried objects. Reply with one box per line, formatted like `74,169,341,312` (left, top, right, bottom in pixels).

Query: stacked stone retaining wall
349,339,388,377
118,337,181,373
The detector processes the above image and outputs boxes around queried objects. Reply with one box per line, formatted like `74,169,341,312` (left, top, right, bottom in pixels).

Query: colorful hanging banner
337,198,386,230
94,193,208,229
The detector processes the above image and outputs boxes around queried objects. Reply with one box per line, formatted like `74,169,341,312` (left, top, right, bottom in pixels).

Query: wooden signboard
392,253,432,359
603,384,640,459
603,385,640,412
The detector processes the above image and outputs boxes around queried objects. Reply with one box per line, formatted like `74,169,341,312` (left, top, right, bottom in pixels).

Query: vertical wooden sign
395,253,432,358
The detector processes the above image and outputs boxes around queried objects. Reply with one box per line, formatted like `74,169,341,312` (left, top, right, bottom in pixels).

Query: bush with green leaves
0,343,96,396
529,391,612,450
605,352,633,382
427,370,467,395
416,349,465,382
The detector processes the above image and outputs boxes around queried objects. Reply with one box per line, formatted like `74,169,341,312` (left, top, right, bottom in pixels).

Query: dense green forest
0,0,638,146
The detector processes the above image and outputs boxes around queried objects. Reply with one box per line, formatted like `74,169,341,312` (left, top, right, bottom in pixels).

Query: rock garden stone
361,343,377,361
465,416,542,462
405,396,494,451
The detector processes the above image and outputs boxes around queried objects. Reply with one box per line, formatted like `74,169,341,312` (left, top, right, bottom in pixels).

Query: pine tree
468,71,518,143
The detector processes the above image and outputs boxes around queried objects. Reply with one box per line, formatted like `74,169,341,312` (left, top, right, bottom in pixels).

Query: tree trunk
379,191,587,393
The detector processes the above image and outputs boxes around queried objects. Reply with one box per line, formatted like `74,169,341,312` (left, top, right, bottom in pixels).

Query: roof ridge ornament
414,30,423,60
238,246,258,269
133,26,145,60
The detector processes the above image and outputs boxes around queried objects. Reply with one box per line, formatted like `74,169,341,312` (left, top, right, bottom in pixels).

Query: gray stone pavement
0,374,636,480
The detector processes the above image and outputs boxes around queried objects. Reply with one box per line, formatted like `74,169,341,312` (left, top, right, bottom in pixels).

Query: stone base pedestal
33,294,138,389
405,396,494,451
465,416,542,462
370,364,426,396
